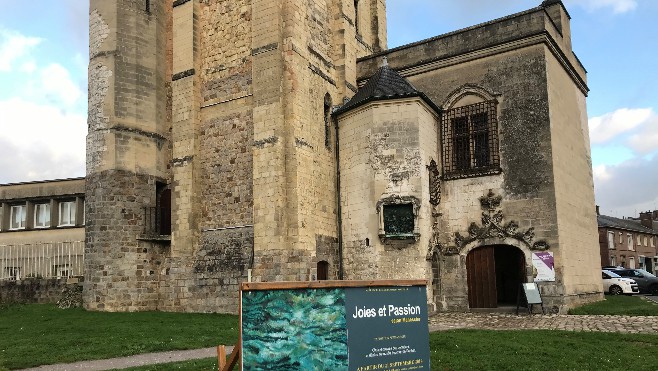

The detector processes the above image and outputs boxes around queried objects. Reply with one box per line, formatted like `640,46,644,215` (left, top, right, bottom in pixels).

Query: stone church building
85,0,602,313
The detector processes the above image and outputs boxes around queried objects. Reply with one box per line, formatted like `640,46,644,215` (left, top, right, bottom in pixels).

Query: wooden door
467,246,497,308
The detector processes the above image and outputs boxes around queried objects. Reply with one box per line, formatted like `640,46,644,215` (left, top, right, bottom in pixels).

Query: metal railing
0,241,84,281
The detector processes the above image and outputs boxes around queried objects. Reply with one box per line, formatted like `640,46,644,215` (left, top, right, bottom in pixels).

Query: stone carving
444,190,550,255
427,159,441,206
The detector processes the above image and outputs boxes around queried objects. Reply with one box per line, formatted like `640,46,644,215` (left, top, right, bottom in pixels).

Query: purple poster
532,252,555,282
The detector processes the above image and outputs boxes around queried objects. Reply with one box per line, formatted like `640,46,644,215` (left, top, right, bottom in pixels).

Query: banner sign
532,252,555,282
241,281,430,371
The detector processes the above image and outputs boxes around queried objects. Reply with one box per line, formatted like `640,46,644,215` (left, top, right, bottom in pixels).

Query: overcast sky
0,0,656,218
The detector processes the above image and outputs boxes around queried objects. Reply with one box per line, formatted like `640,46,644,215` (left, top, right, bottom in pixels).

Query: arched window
441,85,501,179
324,93,332,148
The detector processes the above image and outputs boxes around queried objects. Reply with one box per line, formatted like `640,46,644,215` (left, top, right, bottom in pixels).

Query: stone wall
0,278,81,305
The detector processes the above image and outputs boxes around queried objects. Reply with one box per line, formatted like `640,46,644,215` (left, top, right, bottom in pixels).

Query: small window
652,237,655,248
55,264,71,279
5,267,21,280
10,205,26,230
619,232,623,243
627,234,633,251
34,203,51,228
324,94,332,148
607,231,615,250
59,201,76,227
354,0,360,34
376,196,420,241
383,204,415,236
610,256,616,266
644,236,648,246
629,257,636,269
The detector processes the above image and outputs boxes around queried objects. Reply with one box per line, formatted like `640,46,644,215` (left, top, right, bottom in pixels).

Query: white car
602,269,639,295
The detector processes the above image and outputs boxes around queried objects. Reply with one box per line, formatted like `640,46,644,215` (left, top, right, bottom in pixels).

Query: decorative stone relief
427,159,441,206
444,190,550,255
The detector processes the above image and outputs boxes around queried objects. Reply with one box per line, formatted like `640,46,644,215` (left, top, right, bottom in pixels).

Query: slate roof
333,65,440,116
597,214,658,235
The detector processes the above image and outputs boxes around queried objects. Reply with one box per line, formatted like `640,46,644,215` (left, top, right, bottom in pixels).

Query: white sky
0,0,656,218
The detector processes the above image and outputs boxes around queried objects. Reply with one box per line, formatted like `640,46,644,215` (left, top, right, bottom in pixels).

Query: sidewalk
21,347,232,371
20,311,658,370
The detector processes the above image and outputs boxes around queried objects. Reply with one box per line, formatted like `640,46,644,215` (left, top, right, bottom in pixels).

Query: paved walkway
22,347,232,371
428,312,658,333
20,310,658,370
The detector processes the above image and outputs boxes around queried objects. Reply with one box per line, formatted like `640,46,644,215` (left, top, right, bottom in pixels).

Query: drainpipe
333,112,344,280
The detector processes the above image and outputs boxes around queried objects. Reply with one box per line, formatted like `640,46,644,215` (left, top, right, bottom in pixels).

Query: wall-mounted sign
241,280,430,371
532,251,555,282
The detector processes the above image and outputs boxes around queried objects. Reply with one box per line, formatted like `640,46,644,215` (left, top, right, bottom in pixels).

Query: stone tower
85,0,171,311
85,0,387,312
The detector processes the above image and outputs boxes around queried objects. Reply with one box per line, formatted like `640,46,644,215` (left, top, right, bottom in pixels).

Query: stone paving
429,312,658,334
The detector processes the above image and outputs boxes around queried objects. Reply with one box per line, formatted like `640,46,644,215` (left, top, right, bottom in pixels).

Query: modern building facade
83,0,602,313
0,178,85,281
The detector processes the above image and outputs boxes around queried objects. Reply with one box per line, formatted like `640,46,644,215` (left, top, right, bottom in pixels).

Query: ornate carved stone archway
442,190,550,256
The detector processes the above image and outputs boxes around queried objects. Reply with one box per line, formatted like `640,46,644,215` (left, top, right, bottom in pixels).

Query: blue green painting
242,288,348,370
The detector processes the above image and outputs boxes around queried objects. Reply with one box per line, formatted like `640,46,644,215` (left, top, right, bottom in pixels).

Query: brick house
598,209,658,275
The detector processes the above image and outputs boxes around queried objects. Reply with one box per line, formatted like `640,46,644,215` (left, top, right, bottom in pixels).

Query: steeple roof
333,64,440,116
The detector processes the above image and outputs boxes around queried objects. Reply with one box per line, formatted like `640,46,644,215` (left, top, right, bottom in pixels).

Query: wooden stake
217,345,226,371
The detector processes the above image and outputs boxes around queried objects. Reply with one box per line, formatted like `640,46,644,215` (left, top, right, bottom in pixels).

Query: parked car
602,269,639,295
606,268,658,295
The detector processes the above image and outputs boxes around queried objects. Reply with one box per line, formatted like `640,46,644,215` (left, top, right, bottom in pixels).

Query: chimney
595,205,600,216
640,211,653,229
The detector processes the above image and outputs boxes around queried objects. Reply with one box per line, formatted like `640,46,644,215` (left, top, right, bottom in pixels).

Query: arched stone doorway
466,245,526,309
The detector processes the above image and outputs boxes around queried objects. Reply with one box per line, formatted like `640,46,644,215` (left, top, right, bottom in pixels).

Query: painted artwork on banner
241,283,430,371
241,289,348,369
532,251,555,282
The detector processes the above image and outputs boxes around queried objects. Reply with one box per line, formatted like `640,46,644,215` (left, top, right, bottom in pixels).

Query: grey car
607,268,658,295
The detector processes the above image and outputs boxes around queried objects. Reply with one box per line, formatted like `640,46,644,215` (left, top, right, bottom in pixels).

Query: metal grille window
442,101,500,179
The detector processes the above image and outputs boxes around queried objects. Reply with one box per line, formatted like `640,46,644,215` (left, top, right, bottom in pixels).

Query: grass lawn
3,301,658,370
121,330,658,371
0,304,239,370
568,295,658,316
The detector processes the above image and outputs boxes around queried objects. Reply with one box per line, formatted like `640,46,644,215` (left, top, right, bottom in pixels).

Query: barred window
442,101,500,179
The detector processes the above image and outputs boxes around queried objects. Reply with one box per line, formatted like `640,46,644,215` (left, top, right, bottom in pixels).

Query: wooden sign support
218,339,241,371
516,282,544,315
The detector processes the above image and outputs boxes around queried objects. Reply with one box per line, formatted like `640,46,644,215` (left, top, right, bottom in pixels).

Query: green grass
123,330,658,371
3,301,658,370
568,295,658,316
0,304,238,370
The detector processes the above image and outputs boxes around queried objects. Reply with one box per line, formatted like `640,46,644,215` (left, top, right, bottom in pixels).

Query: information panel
241,281,430,371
